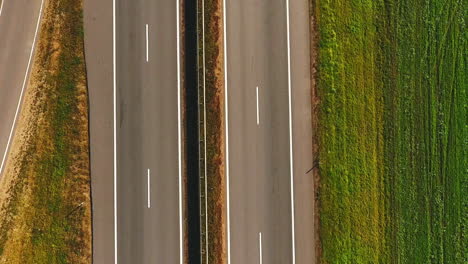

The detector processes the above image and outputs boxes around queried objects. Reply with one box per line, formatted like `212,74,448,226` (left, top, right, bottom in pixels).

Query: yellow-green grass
315,0,466,263
0,0,91,262
315,0,387,262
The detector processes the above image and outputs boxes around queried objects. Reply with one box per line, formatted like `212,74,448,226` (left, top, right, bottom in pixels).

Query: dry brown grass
202,0,226,262
0,0,91,262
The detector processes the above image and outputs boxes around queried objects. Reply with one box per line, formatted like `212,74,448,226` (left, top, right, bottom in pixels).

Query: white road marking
256,86,260,125
176,0,183,263
258,232,263,264
223,0,231,262
0,0,4,17
147,169,151,208
0,0,44,177
285,0,296,262
202,0,209,262
145,24,149,62
113,0,118,261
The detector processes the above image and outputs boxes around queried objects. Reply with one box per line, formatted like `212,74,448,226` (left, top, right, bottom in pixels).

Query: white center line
0,0,44,177
285,0,296,262
147,169,151,208
259,232,263,264
256,86,260,125
145,24,149,62
223,0,231,262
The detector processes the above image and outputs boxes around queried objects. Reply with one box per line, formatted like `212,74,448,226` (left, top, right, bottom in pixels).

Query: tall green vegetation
386,0,467,262
315,0,467,262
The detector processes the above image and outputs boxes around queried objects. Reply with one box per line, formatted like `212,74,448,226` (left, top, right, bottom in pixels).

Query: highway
0,0,44,177
84,0,183,263
0,0,313,262
84,0,313,262
223,0,315,263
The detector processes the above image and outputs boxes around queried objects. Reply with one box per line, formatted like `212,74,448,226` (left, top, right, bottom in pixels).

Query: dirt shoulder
0,0,91,262
310,0,321,260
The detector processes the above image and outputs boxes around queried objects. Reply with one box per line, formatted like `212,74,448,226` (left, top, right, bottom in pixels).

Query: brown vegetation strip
0,0,91,262
202,0,226,262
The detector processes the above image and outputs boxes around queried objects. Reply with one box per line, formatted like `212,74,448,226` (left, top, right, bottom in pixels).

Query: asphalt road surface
84,0,182,263
85,0,312,262
0,0,43,177
116,0,182,263
224,0,315,263
84,0,115,262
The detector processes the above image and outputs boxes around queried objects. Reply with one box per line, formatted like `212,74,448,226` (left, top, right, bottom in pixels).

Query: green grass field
315,0,467,263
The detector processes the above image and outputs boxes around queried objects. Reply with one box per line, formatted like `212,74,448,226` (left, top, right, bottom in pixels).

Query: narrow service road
0,0,44,177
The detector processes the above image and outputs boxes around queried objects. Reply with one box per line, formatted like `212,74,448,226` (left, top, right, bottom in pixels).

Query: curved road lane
0,0,44,177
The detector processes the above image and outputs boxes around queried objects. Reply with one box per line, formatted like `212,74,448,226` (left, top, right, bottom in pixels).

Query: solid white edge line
176,0,183,263
147,169,151,208
223,0,231,262
0,0,4,17
146,24,149,62
285,0,296,262
0,0,44,177
256,86,259,125
202,0,209,262
113,0,118,261
259,232,263,264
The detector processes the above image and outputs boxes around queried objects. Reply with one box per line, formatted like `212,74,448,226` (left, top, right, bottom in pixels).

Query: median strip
198,0,226,262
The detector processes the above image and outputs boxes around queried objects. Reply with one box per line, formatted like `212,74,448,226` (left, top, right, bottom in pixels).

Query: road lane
116,0,181,263
0,0,43,177
224,0,314,263
85,0,182,261
225,0,293,263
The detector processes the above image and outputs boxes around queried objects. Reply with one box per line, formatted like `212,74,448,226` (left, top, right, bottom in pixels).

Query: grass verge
0,0,91,262
315,0,386,262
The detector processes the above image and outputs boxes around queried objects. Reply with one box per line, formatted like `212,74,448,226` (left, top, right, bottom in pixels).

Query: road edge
83,0,115,262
